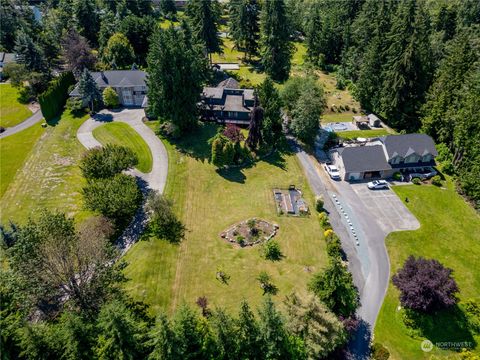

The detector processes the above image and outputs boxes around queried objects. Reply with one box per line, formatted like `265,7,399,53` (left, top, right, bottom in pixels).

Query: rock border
220,217,279,247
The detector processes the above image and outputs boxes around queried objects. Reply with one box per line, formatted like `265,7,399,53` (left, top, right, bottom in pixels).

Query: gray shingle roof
217,77,239,89
381,134,438,159
340,145,392,173
70,70,146,96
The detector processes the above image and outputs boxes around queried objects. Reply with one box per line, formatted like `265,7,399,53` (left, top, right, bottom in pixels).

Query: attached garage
338,145,393,181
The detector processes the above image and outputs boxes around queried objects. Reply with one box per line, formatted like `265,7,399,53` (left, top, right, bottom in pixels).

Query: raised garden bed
273,186,309,216
220,218,279,247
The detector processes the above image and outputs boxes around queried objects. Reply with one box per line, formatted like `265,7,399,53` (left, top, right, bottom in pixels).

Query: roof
203,87,224,99
0,52,16,64
368,114,380,122
217,77,239,89
381,134,438,159
353,115,368,122
339,145,392,173
70,70,146,96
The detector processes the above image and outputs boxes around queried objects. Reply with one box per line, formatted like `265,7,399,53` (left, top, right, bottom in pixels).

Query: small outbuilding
368,114,381,127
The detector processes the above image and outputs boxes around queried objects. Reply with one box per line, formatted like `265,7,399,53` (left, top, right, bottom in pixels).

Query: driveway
0,109,43,138
77,108,168,193
77,108,169,254
292,136,420,358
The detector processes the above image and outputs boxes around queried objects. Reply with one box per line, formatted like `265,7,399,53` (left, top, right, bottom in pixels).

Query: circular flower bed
220,218,279,247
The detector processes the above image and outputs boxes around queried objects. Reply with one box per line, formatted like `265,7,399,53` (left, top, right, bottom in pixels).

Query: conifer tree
257,297,291,359
260,0,293,82
257,77,283,147
231,0,260,60
237,301,264,360
246,102,264,149
149,313,177,360
78,68,102,112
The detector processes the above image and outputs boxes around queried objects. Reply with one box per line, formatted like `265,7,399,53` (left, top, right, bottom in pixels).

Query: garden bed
220,218,279,247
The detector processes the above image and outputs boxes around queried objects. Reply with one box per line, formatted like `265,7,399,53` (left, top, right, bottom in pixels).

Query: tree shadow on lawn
169,123,218,162
216,166,247,184
405,305,476,349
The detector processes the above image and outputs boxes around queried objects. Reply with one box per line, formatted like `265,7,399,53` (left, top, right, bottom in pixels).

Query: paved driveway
0,110,44,138
350,183,420,233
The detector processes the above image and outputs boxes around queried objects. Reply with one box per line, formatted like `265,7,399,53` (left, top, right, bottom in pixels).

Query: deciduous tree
145,192,186,243
103,32,135,69
80,144,138,180
61,29,97,77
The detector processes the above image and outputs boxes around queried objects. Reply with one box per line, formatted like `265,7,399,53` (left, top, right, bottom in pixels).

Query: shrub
336,76,346,90
257,271,278,295
80,144,138,180
38,71,76,121
66,97,84,114
442,159,455,175
146,192,186,243
18,85,31,103
412,177,421,185
210,134,236,168
392,256,459,313
326,236,342,258
236,235,245,246
431,175,442,187
393,172,402,181
371,343,390,360
158,121,180,139
102,86,120,108
324,229,334,238
318,212,331,228
464,299,480,334
82,173,142,226
352,107,357,113
261,240,283,261
315,195,324,212
345,105,350,111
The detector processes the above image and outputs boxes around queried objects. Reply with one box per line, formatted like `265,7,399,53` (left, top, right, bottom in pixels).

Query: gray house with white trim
336,134,438,181
70,70,147,107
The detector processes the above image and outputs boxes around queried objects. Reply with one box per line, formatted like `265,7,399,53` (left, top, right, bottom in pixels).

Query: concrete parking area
350,183,420,234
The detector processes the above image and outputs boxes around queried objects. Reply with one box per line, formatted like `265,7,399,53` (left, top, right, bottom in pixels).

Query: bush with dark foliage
392,256,459,313
145,192,185,243
80,144,138,180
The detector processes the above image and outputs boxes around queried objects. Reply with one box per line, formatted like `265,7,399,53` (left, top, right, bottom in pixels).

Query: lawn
124,123,328,315
0,111,91,224
338,129,391,140
375,180,480,359
0,124,45,197
0,84,32,128
93,122,153,173
322,113,357,123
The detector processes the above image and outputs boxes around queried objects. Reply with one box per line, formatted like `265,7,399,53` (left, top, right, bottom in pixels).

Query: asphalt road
0,109,44,138
291,137,419,358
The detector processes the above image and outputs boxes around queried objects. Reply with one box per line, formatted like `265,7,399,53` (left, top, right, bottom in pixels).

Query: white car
325,165,341,180
367,180,389,190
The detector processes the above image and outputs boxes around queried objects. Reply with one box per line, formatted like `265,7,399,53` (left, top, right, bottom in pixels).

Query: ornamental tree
103,32,135,69
102,87,119,108
392,256,459,313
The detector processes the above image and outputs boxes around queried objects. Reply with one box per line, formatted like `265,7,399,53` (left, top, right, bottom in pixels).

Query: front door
122,89,133,106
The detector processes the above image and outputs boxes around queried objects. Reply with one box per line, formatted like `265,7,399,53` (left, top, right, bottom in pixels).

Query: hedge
38,71,76,121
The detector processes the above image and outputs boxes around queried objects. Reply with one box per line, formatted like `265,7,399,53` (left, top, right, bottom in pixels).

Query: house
70,70,147,107
0,52,17,81
200,78,255,125
334,134,438,181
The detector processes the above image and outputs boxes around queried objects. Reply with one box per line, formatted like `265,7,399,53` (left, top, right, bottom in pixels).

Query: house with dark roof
335,134,438,181
200,78,255,125
70,70,147,107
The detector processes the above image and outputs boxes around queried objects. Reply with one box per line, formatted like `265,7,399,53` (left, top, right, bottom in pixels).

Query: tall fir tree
14,29,47,73
257,77,283,147
260,0,293,82
147,25,208,133
186,0,222,63
257,297,291,359
74,0,100,47
78,68,102,111
231,0,260,60
237,301,264,360
380,0,433,130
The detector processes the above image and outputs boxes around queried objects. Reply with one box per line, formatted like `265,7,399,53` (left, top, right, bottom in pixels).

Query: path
77,108,168,253
291,135,392,359
0,110,43,138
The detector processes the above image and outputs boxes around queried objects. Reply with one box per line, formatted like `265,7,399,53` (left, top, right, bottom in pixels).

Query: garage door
348,172,361,180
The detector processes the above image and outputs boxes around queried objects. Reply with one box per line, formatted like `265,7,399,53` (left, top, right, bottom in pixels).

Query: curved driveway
77,108,168,194
0,110,43,138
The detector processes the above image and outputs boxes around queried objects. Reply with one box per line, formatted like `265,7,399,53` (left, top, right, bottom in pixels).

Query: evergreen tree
78,68,102,112
229,0,243,47
187,0,222,62
126,0,152,16
74,0,100,47
380,0,433,130
284,293,347,359
119,15,156,66
210,308,239,360
14,29,47,73
257,297,291,359
232,0,260,60
149,313,177,360
147,26,208,133
95,300,146,360
258,77,283,147
102,32,135,69
305,2,324,67
308,257,359,318
172,305,204,359
260,0,293,82
160,0,177,17
237,300,264,360
56,311,94,360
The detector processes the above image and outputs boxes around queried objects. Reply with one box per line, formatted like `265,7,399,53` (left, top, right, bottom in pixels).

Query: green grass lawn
0,84,32,128
124,123,328,315
375,180,480,359
0,111,91,224
338,129,391,140
0,124,45,197
93,122,153,173
322,113,357,123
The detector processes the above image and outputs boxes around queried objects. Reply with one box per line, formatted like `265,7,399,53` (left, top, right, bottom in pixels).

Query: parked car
367,180,389,190
325,165,341,180
408,167,438,180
